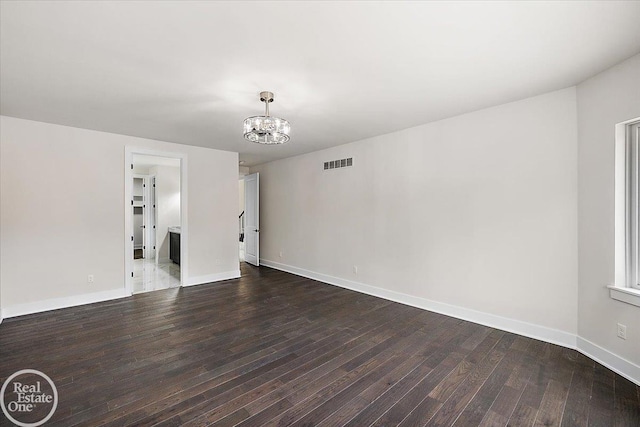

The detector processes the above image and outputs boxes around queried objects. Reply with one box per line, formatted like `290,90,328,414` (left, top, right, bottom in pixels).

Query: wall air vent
324,157,353,171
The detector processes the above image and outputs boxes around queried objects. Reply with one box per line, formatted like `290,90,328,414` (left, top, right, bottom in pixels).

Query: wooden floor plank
561,359,594,427
426,334,514,426
481,341,537,425
588,362,616,427
533,379,571,427
453,334,528,426
0,263,637,426
614,373,640,427
371,350,465,426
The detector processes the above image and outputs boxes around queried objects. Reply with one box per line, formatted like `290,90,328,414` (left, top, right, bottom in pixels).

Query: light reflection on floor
133,258,180,294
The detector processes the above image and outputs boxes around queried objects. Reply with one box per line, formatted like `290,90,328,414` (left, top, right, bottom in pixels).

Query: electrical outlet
353,265,358,275
279,251,283,258
617,323,627,340
88,274,94,284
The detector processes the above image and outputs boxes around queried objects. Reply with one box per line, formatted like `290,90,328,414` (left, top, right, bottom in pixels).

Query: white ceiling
2,1,639,166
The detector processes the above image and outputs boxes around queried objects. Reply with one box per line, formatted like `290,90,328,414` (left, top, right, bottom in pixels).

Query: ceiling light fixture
243,91,290,144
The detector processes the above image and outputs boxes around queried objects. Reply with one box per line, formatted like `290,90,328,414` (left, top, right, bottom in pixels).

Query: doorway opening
243,172,259,266
238,169,259,267
125,148,187,295
239,177,245,262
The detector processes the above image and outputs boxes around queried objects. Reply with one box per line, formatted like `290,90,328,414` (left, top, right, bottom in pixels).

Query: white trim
125,149,133,294
149,173,157,263
608,285,640,307
261,259,640,385
182,270,241,287
259,259,576,348
0,267,241,319
2,261,637,386
577,337,640,386
125,147,188,295
615,119,628,286
614,117,640,294
614,118,627,287
243,173,260,267
180,155,189,290
2,289,128,319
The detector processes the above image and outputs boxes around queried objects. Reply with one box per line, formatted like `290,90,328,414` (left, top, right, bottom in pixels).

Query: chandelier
243,91,290,144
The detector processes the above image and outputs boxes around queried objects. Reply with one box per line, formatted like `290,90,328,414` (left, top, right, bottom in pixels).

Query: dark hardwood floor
1,263,638,426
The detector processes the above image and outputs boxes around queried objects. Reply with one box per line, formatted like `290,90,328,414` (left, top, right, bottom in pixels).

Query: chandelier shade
243,91,290,144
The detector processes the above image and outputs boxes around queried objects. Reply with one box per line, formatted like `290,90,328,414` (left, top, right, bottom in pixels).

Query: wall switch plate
88,274,94,284
279,251,283,258
617,323,627,339
353,265,358,275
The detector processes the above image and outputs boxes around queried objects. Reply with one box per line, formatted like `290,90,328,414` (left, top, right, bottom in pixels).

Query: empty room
1,1,639,426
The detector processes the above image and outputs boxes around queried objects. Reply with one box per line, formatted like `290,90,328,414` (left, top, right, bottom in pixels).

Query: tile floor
132,258,180,294
239,241,245,261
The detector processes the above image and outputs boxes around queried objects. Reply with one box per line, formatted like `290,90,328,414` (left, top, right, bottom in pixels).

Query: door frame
244,172,259,266
148,174,157,263
124,147,188,295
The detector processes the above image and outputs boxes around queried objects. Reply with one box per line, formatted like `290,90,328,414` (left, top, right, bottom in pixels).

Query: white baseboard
577,337,640,386
2,261,637,386
260,259,576,348
2,288,129,319
183,270,240,287
260,259,639,386
0,269,242,319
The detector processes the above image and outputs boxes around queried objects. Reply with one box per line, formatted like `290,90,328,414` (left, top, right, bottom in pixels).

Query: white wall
577,54,640,365
152,165,181,262
0,116,239,314
239,166,248,221
252,87,578,338
239,179,245,217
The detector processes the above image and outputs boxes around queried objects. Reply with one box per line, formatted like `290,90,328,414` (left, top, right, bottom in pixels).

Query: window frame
611,117,640,306
628,121,640,290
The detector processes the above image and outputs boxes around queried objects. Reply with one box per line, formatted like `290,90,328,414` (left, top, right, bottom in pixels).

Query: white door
244,173,259,266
